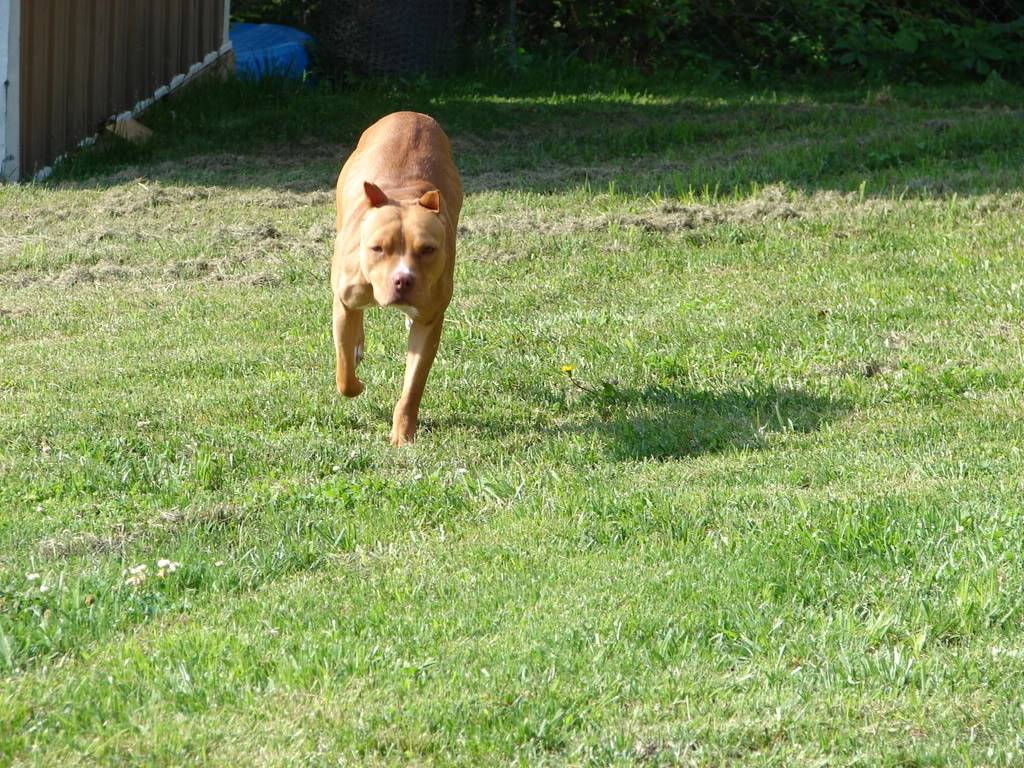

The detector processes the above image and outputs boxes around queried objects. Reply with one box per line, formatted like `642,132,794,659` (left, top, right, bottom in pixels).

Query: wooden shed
1,1,232,181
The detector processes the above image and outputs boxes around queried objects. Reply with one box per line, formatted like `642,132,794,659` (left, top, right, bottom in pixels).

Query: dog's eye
370,245,384,254
420,245,436,256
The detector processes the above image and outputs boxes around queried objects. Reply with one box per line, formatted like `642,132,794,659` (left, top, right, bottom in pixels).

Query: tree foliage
231,0,1024,79
494,0,1024,78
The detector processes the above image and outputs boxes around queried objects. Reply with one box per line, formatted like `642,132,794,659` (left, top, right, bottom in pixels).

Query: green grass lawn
3,70,1024,765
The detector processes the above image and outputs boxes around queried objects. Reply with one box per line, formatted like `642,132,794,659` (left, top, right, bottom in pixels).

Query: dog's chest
393,304,418,329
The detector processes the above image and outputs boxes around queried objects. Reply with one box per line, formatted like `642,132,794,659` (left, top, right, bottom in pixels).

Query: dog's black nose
394,273,414,293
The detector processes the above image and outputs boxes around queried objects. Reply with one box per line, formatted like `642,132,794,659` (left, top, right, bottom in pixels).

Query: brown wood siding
19,0,227,177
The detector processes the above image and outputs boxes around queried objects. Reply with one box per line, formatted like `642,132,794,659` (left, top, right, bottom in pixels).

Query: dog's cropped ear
418,189,441,213
363,182,388,208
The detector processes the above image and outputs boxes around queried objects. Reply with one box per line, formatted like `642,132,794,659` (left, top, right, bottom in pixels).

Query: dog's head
359,182,448,309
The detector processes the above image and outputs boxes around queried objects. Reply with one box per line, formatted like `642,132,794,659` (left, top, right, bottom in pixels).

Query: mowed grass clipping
2,72,1024,765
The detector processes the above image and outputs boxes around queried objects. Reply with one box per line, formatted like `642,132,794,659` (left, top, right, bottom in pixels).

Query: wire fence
317,0,468,76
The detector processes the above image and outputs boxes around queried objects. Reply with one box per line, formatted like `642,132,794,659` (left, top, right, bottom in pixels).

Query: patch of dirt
37,501,258,561
865,85,896,106
219,222,281,242
36,500,253,561
77,227,148,246
5,257,285,289
861,360,889,378
616,195,801,233
87,181,333,222
463,163,631,194
47,263,136,288
968,191,1024,213
819,358,901,379
92,151,338,198
100,184,214,218
885,331,913,351
52,266,98,288
3,171,334,291
156,502,253,531
91,264,133,281
924,118,954,133
37,529,136,558
21,256,283,288
228,271,282,287
459,184,803,240
233,188,335,209
164,259,215,280
3,217,319,288
306,221,336,243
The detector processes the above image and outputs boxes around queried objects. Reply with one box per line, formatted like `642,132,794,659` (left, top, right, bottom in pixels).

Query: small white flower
214,560,225,567
39,584,50,593
26,573,40,581
35,505,43,513
331,465,341,473
157,559,181,578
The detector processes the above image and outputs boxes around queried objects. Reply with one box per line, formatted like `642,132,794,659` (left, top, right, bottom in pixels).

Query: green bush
231,0,319,29
231,0,1024,80
472,0,1024,79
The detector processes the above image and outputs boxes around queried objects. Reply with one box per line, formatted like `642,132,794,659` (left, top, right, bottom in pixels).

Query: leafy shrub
469,0,1024,79
231,0,1024,80
231,0,319,29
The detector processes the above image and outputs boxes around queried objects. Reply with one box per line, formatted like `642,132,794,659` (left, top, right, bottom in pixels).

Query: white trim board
1,0,21,182
223,0,231,48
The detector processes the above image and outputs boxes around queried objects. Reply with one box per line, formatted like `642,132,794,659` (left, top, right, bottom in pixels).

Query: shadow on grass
49,72,1024,200
581,384,847,461
428,383,848,461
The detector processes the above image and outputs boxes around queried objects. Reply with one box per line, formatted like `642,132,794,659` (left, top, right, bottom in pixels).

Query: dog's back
337,112,462,230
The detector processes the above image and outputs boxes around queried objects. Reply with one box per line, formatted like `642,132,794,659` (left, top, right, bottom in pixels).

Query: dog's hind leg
355,324,365,366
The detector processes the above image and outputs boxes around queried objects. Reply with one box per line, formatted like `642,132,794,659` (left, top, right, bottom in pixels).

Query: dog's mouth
384,293,415,307
389,301,420,320
371,285,413,307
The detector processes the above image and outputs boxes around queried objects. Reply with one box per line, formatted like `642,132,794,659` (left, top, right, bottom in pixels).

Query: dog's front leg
333,296,365,398
391,315,444,446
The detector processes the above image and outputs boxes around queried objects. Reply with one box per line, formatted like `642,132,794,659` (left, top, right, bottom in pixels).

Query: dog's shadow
568,383,846,461
431,382,847,461
419,376,843,456
428,382,843,460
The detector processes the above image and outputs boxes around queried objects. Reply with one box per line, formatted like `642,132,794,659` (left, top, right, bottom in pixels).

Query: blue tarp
230,22,314,81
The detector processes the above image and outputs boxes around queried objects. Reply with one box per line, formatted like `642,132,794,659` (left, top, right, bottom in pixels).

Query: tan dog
331,112,463,445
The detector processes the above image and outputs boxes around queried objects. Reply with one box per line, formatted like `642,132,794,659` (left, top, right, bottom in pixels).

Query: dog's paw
337,378,365,398
390,422,415,446
389,431,414,447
